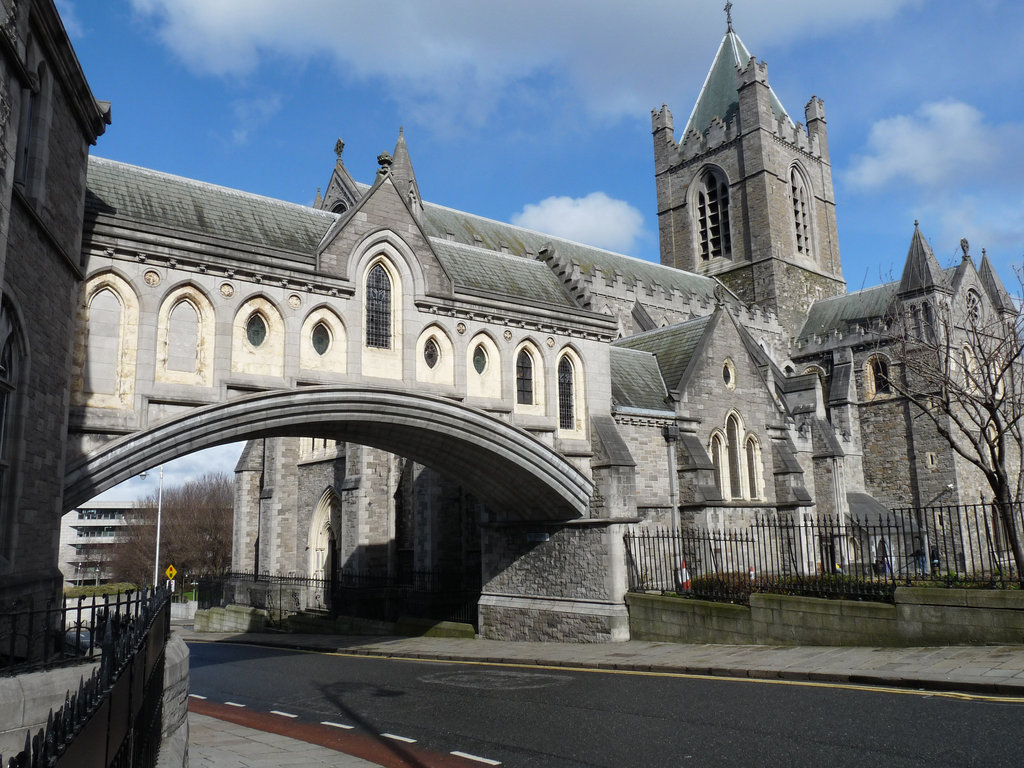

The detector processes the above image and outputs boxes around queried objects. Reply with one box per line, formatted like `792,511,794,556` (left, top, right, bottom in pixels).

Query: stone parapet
193,605,269,633
627,588,1024,647
478,594,629,642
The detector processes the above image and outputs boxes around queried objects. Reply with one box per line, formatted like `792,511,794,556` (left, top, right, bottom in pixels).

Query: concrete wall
0,661,99,757
628,588,1024,647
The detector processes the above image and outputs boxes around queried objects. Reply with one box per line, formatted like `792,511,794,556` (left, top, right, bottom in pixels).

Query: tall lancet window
557,357,575,430
790,167,811,256
365,263,392,349
696,169,731,260
516,349,534,405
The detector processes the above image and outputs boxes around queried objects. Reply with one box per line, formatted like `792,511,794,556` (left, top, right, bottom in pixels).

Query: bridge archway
63,386,593,520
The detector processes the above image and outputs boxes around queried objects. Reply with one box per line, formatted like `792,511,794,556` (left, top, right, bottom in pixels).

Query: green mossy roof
612,314,713,392
800,284,897,338
683,29,791,139
429,239,576,308
609,347,670,411
86,156,336,259
88,157,722,310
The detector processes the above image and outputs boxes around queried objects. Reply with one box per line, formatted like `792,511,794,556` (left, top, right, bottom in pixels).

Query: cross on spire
724,1,734,31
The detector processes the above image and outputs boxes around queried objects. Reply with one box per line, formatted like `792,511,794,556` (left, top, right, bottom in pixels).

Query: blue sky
67,0,1024,501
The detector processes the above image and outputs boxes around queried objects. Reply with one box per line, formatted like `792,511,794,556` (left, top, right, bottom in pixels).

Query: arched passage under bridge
63,386,593,521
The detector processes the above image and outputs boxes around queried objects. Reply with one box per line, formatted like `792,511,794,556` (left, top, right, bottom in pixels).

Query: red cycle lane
188,697,499,768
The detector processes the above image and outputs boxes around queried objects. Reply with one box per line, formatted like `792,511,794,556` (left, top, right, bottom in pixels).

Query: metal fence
1,586,170,768
1,590,148,675
625,503,1024,605
217,568,481,628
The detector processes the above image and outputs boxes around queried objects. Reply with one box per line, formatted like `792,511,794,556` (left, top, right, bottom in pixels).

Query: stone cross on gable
725,1,734,31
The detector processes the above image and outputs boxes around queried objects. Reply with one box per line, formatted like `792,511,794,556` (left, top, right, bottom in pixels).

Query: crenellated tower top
652,20,846,338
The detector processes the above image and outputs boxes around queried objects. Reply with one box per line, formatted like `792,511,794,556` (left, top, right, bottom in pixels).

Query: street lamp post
140,466,165,588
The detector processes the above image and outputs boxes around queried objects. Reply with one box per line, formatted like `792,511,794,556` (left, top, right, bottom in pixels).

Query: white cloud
512,192,644,253
846,100,1024,190
87,443,244,504
127,0,919,124
844,99,1024,279
230,94,282,145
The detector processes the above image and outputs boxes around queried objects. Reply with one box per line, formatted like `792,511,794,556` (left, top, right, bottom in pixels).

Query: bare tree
110,472,234,586
882,268,1024,577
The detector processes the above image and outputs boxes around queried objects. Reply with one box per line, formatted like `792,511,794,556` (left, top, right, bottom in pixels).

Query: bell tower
653,11,845,335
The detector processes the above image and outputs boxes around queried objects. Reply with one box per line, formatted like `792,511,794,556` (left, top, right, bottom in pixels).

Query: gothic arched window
85,288,121,395
245,312,267,348
790,167,812,256
311,321,331,356
866,355,891,397
745,436,762,500
167,299,199,373
696,169,731,261
365,263,392,349
557,356,575,430
710,433,725,494
726,413,743,499
516,349,534,405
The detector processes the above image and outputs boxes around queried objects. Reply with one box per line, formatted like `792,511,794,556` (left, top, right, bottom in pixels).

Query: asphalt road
187,641,1024,767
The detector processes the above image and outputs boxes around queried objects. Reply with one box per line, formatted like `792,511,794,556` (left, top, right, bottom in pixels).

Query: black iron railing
625,504,1024,605
1,590,146,675
1,587,170,768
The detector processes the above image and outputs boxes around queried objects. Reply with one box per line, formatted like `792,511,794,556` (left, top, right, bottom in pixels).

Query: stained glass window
366,264,391,349
246,313,267,347
473,345,487,374
312,322,331,356
516,350,533,405
558,357,574,430
424,338,439,369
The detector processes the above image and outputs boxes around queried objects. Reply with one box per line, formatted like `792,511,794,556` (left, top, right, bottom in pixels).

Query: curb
188,635,1024,698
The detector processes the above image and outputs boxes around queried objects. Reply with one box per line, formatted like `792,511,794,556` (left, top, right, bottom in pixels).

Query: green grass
63,582,139,598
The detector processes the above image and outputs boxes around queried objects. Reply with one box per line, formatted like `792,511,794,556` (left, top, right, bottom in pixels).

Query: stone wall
479,520,630,641
627,588,1024,646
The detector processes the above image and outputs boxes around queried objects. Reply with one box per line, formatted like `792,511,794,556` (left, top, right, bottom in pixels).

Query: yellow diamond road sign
165,565,177,580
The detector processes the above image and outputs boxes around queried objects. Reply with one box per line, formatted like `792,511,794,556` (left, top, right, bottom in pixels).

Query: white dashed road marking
450,751,502,765
321,721,354,729
224,702,246,708
381,733,417,743
188,694,207,700
270,710,298,718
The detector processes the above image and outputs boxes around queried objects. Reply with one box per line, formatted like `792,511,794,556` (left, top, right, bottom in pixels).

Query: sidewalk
175,624,1024,696
190,712,382,768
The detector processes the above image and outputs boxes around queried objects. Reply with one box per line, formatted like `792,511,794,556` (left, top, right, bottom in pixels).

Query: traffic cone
680,559,691,591
749,565,755,582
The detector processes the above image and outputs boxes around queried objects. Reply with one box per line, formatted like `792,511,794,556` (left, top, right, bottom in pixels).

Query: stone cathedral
73,20,1018,639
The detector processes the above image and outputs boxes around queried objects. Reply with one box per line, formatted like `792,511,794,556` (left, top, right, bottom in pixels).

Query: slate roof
415,199,723,303
612,314,713,391
897,223,945,295
86,156,336,259
682,29,792,139
428,238,576,308
979,252,1015,312
88,156,722,310
609,347,670,412
799,283,897,338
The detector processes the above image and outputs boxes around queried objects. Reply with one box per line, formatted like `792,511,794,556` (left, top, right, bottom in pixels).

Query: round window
424,338,440,369
722,360,736,389
246,313,267,347
311,322,331,356
473,345,487,374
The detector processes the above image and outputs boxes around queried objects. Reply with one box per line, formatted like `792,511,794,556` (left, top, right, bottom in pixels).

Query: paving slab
190,713,382,767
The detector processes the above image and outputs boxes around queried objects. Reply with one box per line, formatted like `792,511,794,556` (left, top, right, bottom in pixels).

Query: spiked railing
1,586,170,768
